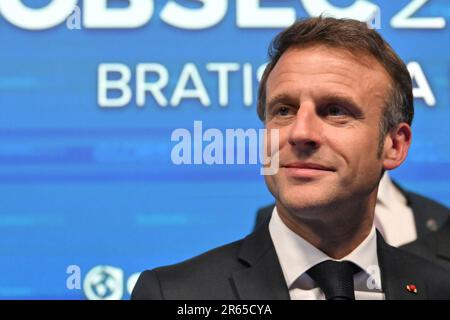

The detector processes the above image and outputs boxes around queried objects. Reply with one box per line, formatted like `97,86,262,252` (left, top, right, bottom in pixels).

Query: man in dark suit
132,17,450,300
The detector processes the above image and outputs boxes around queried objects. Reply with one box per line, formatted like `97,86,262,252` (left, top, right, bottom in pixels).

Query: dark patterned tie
307,260,360,300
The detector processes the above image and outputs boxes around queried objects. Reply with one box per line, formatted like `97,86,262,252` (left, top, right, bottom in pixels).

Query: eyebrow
319,93,361,108
266,92,363,116
266,93,298,112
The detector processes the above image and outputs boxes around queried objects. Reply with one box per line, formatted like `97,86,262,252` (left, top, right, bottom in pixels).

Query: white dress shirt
374,173,417,247
269,208,385,300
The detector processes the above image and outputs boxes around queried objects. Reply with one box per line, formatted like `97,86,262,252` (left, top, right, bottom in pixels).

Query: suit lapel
231,223,290,300
231,224,438,299
377,232,428,299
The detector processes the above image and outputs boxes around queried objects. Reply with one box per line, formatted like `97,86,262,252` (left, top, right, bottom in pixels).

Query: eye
277,106,290,116
324,104,349,117
273,105,295,117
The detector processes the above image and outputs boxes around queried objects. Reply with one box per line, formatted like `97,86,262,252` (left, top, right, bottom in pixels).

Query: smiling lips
283,162,335,178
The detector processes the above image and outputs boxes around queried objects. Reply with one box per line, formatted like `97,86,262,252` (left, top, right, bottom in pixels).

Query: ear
383,123,412,170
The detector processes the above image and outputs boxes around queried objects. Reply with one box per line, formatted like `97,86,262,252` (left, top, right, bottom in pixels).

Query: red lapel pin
406,284,418,294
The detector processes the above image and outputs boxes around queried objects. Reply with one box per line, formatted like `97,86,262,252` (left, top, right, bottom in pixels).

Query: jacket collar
231,223,290,300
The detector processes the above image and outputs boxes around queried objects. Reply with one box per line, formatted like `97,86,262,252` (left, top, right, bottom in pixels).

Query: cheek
336,125,379,152
269,126,291,151
265,125,290,156
357,128,382,158
336,130,383,174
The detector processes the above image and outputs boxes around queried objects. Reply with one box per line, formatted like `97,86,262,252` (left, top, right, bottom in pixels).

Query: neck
276,194,376,259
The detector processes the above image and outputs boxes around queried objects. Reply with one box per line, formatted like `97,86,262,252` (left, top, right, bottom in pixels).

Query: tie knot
307,260,360,300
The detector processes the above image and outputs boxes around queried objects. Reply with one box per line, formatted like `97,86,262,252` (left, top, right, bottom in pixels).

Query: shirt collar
269,206,379,289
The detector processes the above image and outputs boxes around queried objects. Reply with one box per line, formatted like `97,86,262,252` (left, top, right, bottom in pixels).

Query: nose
288,102,322,152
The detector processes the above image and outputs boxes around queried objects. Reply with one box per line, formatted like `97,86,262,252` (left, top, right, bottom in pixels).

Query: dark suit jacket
132,221,450,300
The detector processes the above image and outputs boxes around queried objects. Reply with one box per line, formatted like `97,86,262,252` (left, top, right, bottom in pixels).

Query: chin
278,189,333,214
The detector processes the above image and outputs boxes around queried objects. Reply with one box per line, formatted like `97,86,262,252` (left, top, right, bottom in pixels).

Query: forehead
266,45,391,107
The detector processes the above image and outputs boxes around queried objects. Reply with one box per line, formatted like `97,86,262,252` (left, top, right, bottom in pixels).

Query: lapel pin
426,218,438,231
406,284,418,294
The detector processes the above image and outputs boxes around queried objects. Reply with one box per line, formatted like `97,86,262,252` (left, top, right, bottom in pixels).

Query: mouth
282,162,335,178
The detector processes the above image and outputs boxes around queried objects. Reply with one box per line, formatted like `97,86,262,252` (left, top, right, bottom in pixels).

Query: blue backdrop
0,0,449,299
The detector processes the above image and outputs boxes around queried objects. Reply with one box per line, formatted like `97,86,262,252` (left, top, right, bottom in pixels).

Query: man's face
264,45,393,218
